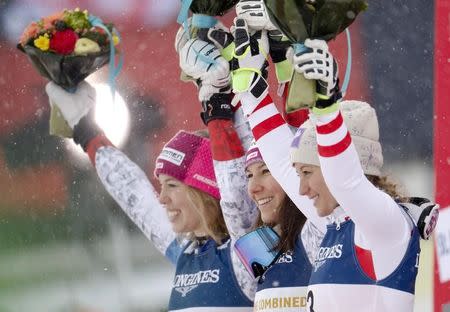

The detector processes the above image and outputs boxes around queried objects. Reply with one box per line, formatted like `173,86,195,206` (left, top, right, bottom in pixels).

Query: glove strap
231,67,262,93
315,91,342,109
192,14,217,28
249,74,268,99
312,102,340,116
315,78,342,109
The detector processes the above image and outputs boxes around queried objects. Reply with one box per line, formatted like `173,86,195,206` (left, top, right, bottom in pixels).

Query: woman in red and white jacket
230,14,438,311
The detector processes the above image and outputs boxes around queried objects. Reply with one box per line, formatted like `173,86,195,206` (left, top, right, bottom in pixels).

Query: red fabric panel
355,245,376,280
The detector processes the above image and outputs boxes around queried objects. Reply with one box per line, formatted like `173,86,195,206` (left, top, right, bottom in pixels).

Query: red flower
50,29,78,54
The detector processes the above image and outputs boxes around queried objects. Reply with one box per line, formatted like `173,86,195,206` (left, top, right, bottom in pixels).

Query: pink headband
245,143,264,169
154,130,220,199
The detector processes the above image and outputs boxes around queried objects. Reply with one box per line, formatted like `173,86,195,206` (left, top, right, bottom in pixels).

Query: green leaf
63,10,91,30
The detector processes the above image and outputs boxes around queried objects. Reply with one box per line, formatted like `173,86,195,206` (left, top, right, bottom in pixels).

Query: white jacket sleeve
94,146,181,261
240,91,328,234
212,108,259,301
214,156,258,301
314,107,411,278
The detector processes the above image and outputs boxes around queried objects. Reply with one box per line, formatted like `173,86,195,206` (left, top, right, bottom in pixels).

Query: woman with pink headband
176,20,326,312
43,78,256,310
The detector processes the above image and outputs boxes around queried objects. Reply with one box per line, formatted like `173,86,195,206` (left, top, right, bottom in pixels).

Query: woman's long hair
366,175,405,202
186,186,229,244
255,195,307,253
186,129,229,244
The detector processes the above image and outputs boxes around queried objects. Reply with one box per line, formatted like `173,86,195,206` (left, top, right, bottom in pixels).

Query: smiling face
158,174,206,235
246,162,286,225
294,163,338,217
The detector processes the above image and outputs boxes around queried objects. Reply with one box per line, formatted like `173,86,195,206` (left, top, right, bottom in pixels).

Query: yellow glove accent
232,45,251,60
274,59,293,83
221,42,235,62
316,93,331,100
232,68,261,93
312,102,340,116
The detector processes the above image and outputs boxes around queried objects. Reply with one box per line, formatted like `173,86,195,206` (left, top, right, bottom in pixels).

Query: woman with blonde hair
43,78,254,311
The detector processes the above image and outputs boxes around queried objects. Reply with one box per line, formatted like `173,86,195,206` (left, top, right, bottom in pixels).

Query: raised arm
289,38,412,250
177,35,258,300
45,82,183,264
230,18,328,233
313,102,410,250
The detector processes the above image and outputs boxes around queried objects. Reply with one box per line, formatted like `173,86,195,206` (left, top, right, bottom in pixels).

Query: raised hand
235,0,277,31
175,19,234,62
235,0,292,84
196,23,235,62
45,81,96,131
267,30,293,84
231,18,269,96
287,39,341,108
177,36,233,125
179,38,231,102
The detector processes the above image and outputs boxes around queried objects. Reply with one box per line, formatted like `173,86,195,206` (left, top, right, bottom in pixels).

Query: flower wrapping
188,0,239,16
17,8,120,137
18,44,110,90
264,0,368,111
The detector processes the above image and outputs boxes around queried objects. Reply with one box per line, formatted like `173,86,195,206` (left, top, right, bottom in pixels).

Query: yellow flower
34,34,50,51
112,34,120,46
83,10,89,18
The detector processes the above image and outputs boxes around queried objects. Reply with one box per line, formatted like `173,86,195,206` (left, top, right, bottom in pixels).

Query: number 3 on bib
307,290,315,312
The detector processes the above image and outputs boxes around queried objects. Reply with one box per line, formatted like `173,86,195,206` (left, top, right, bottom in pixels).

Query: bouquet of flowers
17,8,121,137
264,0,368,111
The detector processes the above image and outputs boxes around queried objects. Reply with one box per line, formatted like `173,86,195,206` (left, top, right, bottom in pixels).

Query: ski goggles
234,226,281,278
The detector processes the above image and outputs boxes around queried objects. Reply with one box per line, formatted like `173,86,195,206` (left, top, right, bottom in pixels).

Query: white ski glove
231,18,269,94
175,18,232,53
287,38,339,98
235,0,277,32
401,197,440,240
179,38,230,101
235,2,293,86
45,81,96,129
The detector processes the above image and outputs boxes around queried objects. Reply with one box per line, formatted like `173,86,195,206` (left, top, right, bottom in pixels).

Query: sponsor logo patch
313,244,343,272
246,151,259,162
174,285,199,297
158,147,185,166
193,174,217,188
173,269,220,296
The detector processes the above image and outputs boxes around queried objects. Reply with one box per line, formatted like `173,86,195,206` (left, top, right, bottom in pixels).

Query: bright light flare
94,84,130,147
65,84,130,165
